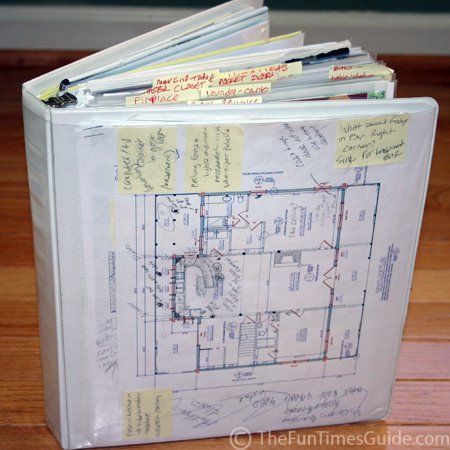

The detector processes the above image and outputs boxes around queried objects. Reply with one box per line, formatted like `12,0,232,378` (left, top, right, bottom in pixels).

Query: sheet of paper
75,107,435,446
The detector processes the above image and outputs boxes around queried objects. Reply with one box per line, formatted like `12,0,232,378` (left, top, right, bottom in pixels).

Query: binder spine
22,91,69,449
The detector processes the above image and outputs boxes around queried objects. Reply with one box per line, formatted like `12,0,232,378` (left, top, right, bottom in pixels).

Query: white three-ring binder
22,0,437,448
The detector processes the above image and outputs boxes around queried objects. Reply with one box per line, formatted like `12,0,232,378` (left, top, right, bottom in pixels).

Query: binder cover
22,1,438,448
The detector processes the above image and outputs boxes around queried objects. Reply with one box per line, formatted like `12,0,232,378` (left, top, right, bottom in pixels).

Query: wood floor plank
388,382,450,425
0,379,45,425
397,341,450,380
0,337,42,381
403,303,450,340
0,298,39,337
410,269,450,303
0,267,36,298
414,240,450,270
1,423,450,450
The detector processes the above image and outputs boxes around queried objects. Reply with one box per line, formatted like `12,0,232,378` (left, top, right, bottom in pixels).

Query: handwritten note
185,125,244,192
123,389,172,439
188,96,262,105
126,84,199,105
154,69,219,87
214,62,302,86
329,64,393,81
279,123,329,168
334,114,409,168
118,127,178,193
200,82,271,99
172,386,367,428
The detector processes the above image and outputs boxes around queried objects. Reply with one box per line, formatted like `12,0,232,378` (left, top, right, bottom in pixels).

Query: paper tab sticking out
154,69,219,87
335,114,409,169
215,62,302,86
126,70,220,105
329,64,393,81
126,85,199,105
200,82,271,99
118,127,178,193
123,389,172,439
188,96,262,105
185,125,244,192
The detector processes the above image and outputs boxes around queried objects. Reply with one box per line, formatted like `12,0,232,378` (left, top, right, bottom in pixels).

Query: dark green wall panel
2,0,449,13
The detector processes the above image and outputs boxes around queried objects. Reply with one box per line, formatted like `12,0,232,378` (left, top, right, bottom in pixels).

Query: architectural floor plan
131,183,380,387
74,104,437,444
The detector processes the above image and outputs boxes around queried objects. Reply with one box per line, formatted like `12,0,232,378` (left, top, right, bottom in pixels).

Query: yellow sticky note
215,61,302,86
126,86,199,106
280,61,303,78
187,99,215,105
187,96,262,105
154,69,219,87
185,125,244,192
329,63,393,81
216,96,262,104
216,66,278,85
118,127,178,193
200,82,271,99
335,114,409,169
122,389,172,439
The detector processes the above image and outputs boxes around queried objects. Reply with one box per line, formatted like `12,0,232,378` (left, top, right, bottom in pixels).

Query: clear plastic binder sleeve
34,99,437,448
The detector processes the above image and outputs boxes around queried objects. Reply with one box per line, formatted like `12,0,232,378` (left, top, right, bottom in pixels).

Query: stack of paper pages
22,0,438,448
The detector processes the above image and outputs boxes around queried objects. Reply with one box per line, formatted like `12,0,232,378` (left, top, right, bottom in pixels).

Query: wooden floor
0,52,449,449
